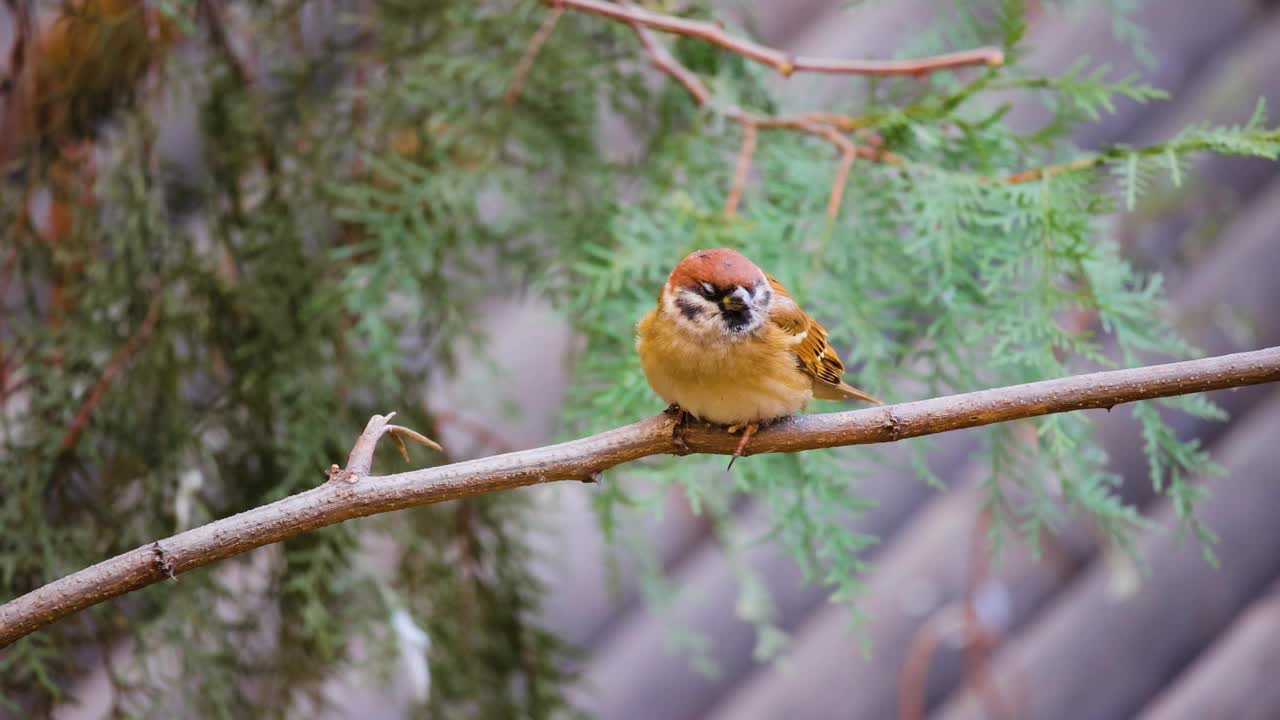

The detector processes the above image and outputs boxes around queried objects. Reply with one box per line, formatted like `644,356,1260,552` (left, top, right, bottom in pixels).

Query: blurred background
546,4,1280,720
7,1,1280,717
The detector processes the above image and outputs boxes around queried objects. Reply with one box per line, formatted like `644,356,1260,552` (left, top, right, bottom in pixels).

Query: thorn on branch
332,412,444,483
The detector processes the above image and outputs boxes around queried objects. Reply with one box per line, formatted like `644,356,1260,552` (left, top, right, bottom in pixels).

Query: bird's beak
721,287,750,312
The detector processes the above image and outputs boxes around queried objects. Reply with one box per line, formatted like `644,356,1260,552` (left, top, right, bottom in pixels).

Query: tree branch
626,20,880,218
60,294,162,451
500,3,974,217
503,5,565,106
516,1,1245,209
558,0,1003,77
3,347,1279,647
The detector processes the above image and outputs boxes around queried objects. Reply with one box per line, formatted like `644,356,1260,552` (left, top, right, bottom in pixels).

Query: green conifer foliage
1,0,1277,715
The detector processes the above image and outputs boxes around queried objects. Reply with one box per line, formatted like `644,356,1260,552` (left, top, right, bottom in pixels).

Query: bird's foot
666,404,690,454
727,422,758,471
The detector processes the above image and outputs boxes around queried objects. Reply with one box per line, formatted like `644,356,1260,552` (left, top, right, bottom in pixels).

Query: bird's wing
766,273,882,405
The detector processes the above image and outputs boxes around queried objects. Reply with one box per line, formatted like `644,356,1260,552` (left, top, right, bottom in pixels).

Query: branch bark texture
3,346,1279,647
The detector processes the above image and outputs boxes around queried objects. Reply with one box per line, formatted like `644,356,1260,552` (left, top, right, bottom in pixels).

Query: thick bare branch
3,346,1279,647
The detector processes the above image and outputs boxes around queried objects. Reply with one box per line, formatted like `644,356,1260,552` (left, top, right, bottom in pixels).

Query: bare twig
629,21,878,217
827,137,857,220
327,412,444,482
900,603,963,720
724,120,757,217
513,0,1198,216
959,510,1017,720
60,296,163,451
504,6,565,106
560,0,1003,77
630,19,710,103
998,156,1106,185
4,346,1280,646
627,8,1082,198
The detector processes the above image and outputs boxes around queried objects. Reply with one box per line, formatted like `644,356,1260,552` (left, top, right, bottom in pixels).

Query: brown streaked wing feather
765,274,846,386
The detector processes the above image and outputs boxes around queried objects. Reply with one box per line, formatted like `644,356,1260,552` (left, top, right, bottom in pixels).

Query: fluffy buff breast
636,307,812,425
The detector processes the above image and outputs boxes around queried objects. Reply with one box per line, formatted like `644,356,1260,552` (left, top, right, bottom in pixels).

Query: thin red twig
960,509,1017,720
630,19,710,104
629,21,880,217
560,0,1003,77
826,147,856,220
898,506,1015,720
511,0,1119,217
724,121,756,217
504,6,566,106
899,604,961,720
60,295,163,451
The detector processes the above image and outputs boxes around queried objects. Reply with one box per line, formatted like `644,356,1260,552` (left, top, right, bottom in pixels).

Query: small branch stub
151,542,177,582
331,411,444,483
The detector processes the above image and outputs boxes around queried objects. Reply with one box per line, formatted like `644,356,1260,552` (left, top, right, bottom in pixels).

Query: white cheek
661,284,770,337
662,289,722,336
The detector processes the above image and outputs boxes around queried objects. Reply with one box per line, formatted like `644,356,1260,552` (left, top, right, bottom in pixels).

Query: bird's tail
814,380,883,405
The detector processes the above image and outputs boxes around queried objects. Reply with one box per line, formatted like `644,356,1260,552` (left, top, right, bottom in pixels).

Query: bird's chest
637,319,811,425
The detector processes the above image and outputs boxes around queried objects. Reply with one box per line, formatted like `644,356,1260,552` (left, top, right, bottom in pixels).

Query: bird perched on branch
636,248,881,467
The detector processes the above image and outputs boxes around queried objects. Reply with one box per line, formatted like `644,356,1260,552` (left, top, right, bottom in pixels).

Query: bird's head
661,248,773,336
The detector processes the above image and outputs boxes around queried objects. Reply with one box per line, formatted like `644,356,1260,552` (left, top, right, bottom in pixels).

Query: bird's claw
668,404,691,454
726,422,758,471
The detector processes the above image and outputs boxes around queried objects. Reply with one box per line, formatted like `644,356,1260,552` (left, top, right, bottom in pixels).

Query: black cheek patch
722,308,754,331
675,295,706,320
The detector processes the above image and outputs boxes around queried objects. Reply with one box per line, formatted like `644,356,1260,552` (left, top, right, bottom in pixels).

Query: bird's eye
700,282,716,299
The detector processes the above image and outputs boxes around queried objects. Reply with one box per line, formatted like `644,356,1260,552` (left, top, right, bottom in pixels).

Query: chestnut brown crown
667,248,765,295
661,248,772,335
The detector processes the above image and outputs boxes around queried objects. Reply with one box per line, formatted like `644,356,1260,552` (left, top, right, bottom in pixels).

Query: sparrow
636,248,882,467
